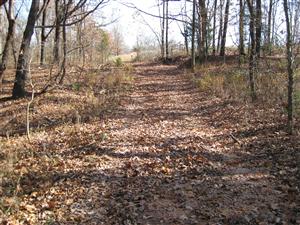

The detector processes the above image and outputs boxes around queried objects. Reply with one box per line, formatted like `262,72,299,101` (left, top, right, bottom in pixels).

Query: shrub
187,60,291,104
191,69,247,100
72,82,81,91
114,57,123,67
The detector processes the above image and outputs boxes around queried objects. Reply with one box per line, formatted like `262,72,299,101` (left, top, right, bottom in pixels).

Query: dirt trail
5,63,299,224
96,63,284,225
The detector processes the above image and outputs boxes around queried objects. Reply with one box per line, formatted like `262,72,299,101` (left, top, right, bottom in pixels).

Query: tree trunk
266,0,273,55
40,0,47,65
0,7,3,53
198,0,207,61
246,0,257,101
255,0,261,58
54,0,61,64
0,0,14,83
184,27,189,56
183,0,189,56
161,0,165,59
217,0,224,53
0,0,8,7
212,0,217,55
283,0,294,134
239,0,245,63
191,0,196,71
12,0,40,99
165,0,169,60
58,0,67,84
220,0,230,56
58,19,66,84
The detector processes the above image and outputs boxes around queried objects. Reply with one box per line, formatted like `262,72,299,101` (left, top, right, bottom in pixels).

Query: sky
101,0,187,48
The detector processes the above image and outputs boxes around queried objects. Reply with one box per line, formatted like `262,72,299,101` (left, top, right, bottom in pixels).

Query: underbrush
73,66,134,120
0,64,134,222
186,60,299,111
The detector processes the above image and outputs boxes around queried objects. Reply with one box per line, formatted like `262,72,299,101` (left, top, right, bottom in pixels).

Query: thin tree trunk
11,38,17,68
12,0,40,99
76,19,83,64
184,27,189,56
191,0,196,71
0,0,8,7
58,0,67,84
199,0,207,60
183,0,189,56
217,0,224,53
40,0,47,65
271,0,277,46
0,7,3,53
0,0,14,83
220,0,230,56
283,0,294,134
246,0,257,101
161,0,165,59
165,0,169,60
54,0,61,64
255,0,262,58
212,0,217,55
266,0,273,55
239,0,245,63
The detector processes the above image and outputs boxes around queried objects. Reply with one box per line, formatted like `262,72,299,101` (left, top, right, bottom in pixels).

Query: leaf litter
0,63,299,224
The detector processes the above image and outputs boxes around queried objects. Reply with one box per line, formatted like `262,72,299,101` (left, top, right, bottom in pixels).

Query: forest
0,0,299,224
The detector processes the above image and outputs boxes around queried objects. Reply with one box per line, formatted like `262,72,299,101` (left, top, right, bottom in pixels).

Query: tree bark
212,0,217,55
0,0,14,83
266,0,273,55
191,0,196,71
283,0,294,134
198,0,207,60
0,7,3,52
12,0,40,99
40,0,47,65
54,0,61,64
183,0,189,56
239,0,245,62
165,0,169,60
58,0,67,84
217,0,224,54
255,0,261,57
219,0,230,56
161,0,165,59
0,0,8,7
246,0,257,101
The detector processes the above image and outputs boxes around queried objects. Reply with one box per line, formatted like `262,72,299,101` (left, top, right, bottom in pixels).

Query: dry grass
0,64,134,221
186,56,300,112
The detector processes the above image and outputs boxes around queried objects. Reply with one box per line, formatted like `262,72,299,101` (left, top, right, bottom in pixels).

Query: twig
229,133,242,144
26,60,35,140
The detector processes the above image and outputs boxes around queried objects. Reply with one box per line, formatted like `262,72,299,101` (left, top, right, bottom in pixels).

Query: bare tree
266,0,273,54
246,0,257,101
12,0,40,98
0,0,8,7
160,0,166,58
40,0,48,65
217,0,224,53
255,0,261,57
198,0,207,60
165,0,169,60
219,0,230,56
111,25,124,56
283,0,295,134
53,0,62,64
239,0,245,62
212,0,217,55
0,0,15,83
191,0,196,71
